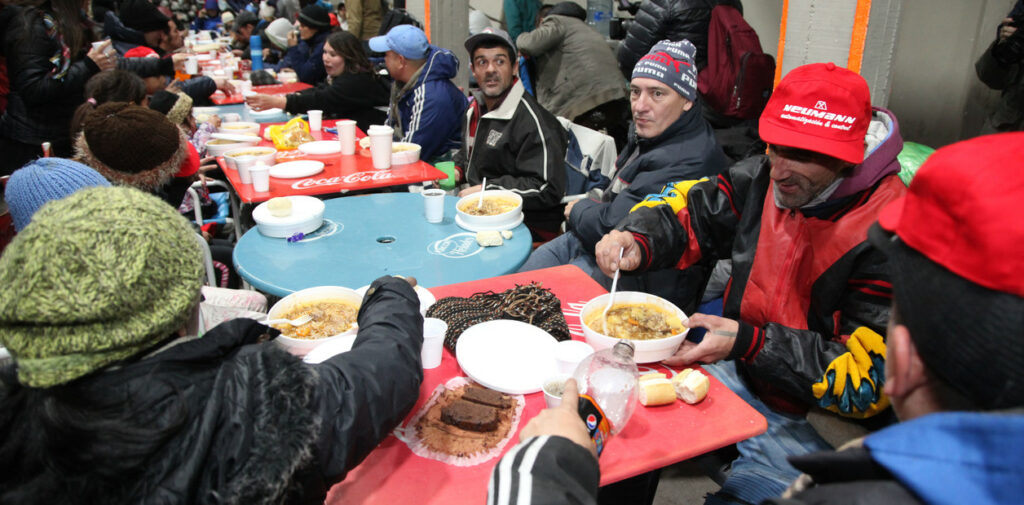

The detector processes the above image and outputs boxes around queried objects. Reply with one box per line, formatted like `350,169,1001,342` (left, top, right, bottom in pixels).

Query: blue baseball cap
369,24,429,59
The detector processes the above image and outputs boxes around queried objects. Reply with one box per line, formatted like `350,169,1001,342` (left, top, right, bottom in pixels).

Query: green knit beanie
0,186,204,388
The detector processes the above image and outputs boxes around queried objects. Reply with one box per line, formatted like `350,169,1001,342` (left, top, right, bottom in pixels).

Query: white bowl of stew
580,291,689,363
267,286,362,357
455,190,523,231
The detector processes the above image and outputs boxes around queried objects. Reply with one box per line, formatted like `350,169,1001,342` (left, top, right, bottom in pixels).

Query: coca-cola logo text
291,171,395,189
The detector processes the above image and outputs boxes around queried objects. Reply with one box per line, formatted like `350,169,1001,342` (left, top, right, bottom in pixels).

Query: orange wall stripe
847,0,871,72
424,0,432,42
774,0,789,87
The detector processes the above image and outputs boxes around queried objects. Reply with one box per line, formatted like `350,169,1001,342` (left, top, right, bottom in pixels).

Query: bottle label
577,394,612,456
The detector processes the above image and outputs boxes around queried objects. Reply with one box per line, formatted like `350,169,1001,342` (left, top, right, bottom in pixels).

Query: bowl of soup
580,292,689,363
455,190,523,231
206,135,261,157
218,121,261,136
223,146,277,170
267,286,363,356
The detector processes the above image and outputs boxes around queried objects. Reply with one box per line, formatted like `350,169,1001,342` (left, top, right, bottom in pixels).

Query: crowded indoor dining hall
0,1,1021,504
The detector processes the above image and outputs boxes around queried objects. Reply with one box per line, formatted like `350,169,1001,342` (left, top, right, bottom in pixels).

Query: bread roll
672,369,709,404
638,378,676,406
475,231,503,247
638,372,667,382
267,197,292,217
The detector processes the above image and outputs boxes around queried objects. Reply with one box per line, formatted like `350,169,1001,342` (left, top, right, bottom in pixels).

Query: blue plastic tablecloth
232,193,532,296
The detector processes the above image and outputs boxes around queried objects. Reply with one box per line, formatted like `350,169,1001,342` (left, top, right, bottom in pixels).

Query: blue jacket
386,46,466,162
273,30,328,85
191,15,221,32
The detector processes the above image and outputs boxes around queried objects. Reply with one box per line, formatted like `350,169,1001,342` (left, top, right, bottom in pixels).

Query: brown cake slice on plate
461,386,512,409
441,398,500,432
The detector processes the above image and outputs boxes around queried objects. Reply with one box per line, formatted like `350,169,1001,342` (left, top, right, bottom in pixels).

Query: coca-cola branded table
231,193,532,296
324,265,768,505
219,120,446,203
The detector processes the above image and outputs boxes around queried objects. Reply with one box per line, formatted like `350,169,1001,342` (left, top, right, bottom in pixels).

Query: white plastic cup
368,125,393,170
543,374,571,409
240,80,253,95
423,188,445,223
184,56,199,75
307,110,323,132
249,162,270,192
338,119,356,155
555,340,595,375
235,155,255,184
422,317,448,369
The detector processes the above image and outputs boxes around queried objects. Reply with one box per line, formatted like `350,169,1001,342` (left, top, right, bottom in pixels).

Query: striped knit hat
0,186,203,388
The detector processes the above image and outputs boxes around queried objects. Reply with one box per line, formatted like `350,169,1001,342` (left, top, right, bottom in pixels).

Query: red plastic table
325,265,767,505
220,120,446,203
210,82,313,105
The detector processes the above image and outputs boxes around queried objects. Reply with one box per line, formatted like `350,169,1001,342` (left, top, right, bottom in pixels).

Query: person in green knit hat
0,186,425,504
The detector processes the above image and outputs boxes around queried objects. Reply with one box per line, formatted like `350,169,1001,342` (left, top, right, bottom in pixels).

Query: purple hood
831,107,903,200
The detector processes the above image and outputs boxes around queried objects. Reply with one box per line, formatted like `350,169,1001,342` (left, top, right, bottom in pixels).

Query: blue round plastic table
232,193,533,296
209,103,289,123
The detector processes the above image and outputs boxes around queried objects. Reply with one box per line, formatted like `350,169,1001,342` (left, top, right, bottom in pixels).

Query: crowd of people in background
0,0,1022,504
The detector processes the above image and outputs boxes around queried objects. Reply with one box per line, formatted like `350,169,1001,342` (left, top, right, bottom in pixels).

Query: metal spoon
264,314,313,327
602,247,624,334
477,177,487,209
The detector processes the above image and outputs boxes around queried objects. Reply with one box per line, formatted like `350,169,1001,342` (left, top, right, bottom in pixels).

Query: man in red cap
594,62,906,503
486,133,1024,505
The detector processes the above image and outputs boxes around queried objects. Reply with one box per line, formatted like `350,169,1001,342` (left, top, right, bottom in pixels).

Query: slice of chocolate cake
441,399,499,432
461,386,512,409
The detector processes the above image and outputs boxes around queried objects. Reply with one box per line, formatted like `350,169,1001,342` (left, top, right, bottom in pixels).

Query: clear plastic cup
422,317,448,369
337,119,356,155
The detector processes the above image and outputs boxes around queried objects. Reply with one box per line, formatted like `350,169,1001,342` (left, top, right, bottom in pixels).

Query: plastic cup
184,56,199,75
240,80,253,95
337,119,357,155
422,317,448,369
423,188,445,223
555,340,595,375
249,162,270,192
368,125,394,170
307,110,322,132
235,155,255,184
543,374,571,409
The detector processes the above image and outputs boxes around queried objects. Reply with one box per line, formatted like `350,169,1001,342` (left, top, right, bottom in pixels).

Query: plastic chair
557,117,618,204
185,179,242,242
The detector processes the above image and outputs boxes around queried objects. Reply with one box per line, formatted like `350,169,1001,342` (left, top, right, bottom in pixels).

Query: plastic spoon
263,314,313,327
477,177,487,209
602,247,624,334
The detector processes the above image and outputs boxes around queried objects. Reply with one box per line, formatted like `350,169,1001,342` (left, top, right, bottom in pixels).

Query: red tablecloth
220,120,446,203
325,265,767,505
210,82,313,105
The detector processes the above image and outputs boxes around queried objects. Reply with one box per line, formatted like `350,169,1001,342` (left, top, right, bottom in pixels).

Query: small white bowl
267,286,362,357
223,146,277,170
391,142,421,165
555,340,595,375
455,190,523,231
252,195,325,238
206,135,261,157
219,121,261,136
580,292,689,364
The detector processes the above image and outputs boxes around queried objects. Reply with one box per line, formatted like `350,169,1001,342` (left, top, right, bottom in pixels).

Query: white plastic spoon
263,314,313,327
602,247,624,334
477,177,487,209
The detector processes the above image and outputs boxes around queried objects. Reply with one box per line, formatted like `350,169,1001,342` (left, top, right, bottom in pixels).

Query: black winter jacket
284,71,389,133
616,0,742,78
0,276,424,505
1,7,172,153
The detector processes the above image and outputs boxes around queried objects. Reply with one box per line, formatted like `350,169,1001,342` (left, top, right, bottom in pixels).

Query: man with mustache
594,62,907,504
453,27,567,242
518,39,729,316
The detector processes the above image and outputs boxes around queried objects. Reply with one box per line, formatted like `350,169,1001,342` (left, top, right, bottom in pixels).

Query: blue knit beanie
5,158,111,232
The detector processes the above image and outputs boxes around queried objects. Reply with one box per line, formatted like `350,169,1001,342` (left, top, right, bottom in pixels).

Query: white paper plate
269,160,325,179
301,336,357,364
355,284,436,315
456,320,558,394
247,107,284,117
454,213,524,232
298,140,341,155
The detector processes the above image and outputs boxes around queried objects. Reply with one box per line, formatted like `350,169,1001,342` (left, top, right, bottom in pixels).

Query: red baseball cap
124,46,159,58
876,132,1024,298
759,62,872,164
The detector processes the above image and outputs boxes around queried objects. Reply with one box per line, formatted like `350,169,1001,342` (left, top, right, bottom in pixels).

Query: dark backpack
378,0,421,35
697,5,775,120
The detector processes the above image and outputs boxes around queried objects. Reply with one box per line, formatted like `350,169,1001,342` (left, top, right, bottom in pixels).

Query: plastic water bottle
250,34,263,71
573,339,638,455
587,0,613,38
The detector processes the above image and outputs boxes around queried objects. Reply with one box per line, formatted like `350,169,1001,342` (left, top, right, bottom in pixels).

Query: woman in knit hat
4,158,111,232
268,4,333,85
246,30,388,131
0,185,424,504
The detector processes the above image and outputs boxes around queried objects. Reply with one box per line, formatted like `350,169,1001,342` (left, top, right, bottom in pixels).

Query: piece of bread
638,378,676,406
638,372,667,382
500,230,513,239
267,197,292,217
672,369,710,404
475,230,503,247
